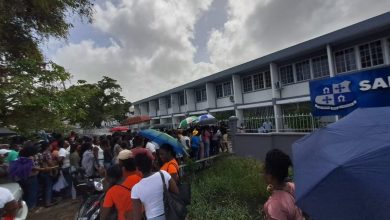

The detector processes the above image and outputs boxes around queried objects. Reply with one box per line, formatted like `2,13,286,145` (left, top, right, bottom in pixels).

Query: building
133,12,390,132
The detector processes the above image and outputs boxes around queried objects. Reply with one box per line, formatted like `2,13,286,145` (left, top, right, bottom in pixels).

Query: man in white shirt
0,187,19,217
58,140,72,198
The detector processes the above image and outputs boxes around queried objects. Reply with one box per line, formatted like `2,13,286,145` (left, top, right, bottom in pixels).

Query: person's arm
100,190,113,220
168,178,179,194
132,199,143,220
167,164,179,183
2,200,19,217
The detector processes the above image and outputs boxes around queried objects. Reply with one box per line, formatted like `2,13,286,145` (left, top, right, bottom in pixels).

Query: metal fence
243,113,334,133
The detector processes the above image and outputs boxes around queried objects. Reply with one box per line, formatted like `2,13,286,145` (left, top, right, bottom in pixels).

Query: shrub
188,156,267,220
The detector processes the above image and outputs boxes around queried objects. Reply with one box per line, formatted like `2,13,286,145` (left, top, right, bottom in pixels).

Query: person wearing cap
101,151,142,220
190,130,201,160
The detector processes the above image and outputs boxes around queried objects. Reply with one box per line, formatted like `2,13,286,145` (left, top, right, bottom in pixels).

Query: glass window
195,90,202,102
179,93,185,106
216,84,223,98
156,100,159,110
279,65,294,85
223,81,232,96
201,88,207,101
295,60,311,82
146,103,149,113
359,40,384,68
312,55,329,78
166,96,171,108
334,48,356,73
242,76,253,92
264,70,271,88
253,73,264,90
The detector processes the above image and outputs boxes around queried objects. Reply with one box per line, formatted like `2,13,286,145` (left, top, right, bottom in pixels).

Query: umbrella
178,116,199,128
197,114,217,125
292,107,390,220
123,115,151,125
0,127,17,137
138,129,188,156
109,126,129,132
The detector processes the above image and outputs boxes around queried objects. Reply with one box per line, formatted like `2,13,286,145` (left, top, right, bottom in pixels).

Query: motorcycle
0,182,29,220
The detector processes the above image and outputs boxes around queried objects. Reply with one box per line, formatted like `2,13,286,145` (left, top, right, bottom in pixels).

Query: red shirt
103,173,142,220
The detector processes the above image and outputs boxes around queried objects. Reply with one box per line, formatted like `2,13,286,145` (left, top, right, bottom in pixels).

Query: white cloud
53,0,215,102
208,0,390,69
52,0,390,102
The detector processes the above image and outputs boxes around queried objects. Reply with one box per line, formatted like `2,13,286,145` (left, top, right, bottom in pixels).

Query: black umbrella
0,127,17,137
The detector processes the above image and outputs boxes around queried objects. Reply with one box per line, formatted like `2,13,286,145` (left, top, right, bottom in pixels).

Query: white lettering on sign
359,76,390,91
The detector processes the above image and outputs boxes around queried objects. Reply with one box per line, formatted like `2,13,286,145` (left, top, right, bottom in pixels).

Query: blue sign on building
310,66,390,116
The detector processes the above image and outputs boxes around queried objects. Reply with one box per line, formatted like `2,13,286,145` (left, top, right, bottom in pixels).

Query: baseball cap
117,149,134,160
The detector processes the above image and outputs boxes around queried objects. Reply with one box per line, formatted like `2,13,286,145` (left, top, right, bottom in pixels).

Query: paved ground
28,199,80,220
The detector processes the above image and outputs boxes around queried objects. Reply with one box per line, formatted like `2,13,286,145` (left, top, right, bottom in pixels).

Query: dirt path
28,199,80,220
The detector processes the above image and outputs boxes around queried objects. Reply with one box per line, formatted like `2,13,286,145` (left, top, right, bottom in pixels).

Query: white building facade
133,12,390,131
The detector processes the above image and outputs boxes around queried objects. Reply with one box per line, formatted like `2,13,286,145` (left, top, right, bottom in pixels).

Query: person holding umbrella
263,149,303,220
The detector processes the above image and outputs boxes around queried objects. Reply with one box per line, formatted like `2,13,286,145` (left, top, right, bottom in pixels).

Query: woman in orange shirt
158,143,179,183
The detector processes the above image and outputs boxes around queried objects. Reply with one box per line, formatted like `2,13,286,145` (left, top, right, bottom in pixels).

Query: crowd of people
0,125,230,219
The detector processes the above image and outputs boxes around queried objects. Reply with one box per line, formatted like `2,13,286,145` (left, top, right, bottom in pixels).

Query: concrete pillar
326,44,335,77
383,38,390,65
148,100,157,117
172,116,180,129
206,82,216,109
158,97,167,116
228,116,238,152
326,45,339,121
354,45,362,70
171,94,180,114
270,63,282,132
235,108,244,127
232,75,243,104
185,89,196,112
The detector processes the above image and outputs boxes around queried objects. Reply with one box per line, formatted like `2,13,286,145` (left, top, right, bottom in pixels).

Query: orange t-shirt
102,173,142,220
160,159,179,175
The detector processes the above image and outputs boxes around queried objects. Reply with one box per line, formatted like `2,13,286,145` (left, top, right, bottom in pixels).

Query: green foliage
188,156,267,220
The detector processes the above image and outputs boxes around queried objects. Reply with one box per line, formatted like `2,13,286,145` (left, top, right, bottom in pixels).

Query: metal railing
243,113,334,133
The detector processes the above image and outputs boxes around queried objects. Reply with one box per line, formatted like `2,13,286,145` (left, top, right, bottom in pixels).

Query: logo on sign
314,80,357,110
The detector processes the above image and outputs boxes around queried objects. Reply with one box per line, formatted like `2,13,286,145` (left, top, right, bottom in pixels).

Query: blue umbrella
198,114,217,125
292,107,390,220
138,129,188,156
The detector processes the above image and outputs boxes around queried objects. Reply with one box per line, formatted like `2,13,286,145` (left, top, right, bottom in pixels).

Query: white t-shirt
145,142,159,153
180,136,190,150
58,148,70,168
93,145,104,160
131,171,171,219
0,187,14,208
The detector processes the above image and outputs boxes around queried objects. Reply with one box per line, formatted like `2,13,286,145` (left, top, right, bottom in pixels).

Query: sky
41,0,390,102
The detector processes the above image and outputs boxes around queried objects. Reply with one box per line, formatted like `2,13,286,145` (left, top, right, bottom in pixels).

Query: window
179,92,186,106
279,65,294,85
359,40,384,68
334,48,356,73
146,103,149,113
166,96,171,108
223,82,232,96
195,87,207,102
253,73,264,90
216,84,223,98
156,100,159,110
264,71,271,88
295,60,311,82
242,76,253,92
312,55,329,78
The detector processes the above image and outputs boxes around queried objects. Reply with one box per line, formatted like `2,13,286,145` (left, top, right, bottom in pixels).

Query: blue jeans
204,141,210,158
62,167,73,198
19,175,39,209
39,173,53,205
191,148,199,160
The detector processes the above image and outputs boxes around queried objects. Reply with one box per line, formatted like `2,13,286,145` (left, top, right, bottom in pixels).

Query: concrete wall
281,82,309,98
196,101,207,110
233,133,307,161
216,97,232,108
243,89,273,103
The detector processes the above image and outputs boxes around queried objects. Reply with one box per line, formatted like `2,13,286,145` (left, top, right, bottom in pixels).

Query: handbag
158,171,187,220
167,162,191,205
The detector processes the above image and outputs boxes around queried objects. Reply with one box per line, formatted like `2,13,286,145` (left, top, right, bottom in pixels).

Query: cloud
52,0,390,102
53,0,215,102
207,0,390,69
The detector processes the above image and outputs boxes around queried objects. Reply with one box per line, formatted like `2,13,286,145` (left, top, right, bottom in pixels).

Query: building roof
134,12,390,105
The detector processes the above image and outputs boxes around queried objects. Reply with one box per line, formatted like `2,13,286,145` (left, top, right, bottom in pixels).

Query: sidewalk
28,199,80,220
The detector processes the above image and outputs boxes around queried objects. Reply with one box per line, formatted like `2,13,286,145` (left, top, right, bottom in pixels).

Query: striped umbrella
198,114,217,125
179,116,199,128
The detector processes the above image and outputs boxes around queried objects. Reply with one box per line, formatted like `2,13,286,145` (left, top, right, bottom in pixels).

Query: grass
187,155,267,220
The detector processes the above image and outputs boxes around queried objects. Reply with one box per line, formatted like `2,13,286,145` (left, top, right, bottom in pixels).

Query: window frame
334,47,357,74
279,65,295,85
195,87,207,103
312,55,330,79
295,60,311,82
215,84,223,98
359,40,384,69
166,96,172,109
242,76,253,93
